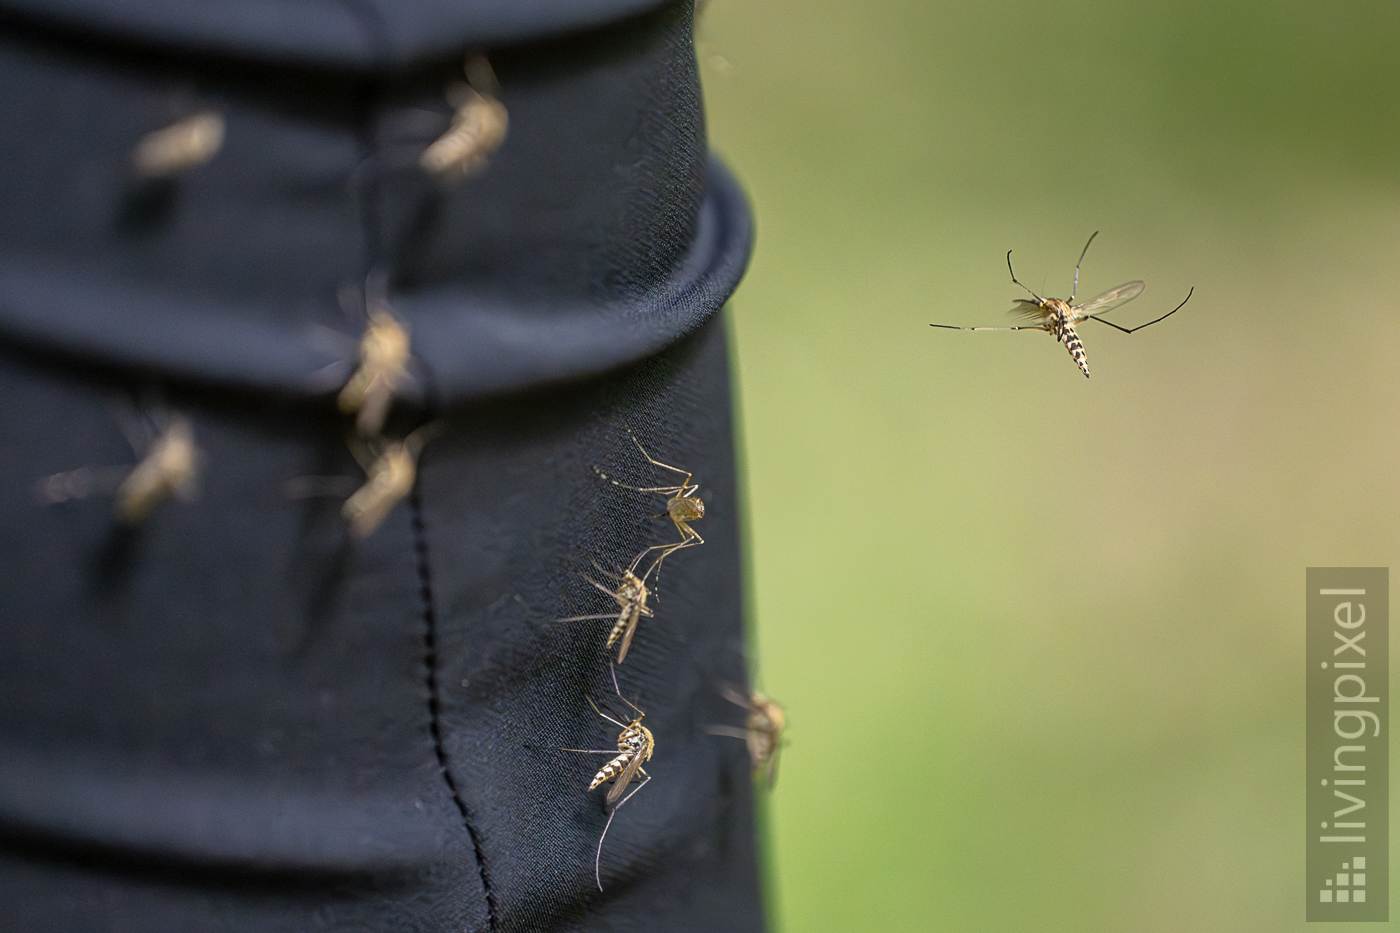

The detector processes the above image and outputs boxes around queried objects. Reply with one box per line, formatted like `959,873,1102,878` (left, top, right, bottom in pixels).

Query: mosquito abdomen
1062,325,1090,378
1046,306,1090,378
590,749,636,789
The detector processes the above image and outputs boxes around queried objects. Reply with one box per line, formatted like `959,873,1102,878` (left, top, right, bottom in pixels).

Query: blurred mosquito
420,54,508,180
595,433,705,575
703,686,786,788
930,232,1193,378
559,664,655,890
336,274,412,438
36,408,201,525
340,423,442,538
557,551,656,664
132,111,225,177
285,423,439,538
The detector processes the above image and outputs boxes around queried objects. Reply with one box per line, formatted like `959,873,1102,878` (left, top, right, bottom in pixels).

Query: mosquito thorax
671,497,704,522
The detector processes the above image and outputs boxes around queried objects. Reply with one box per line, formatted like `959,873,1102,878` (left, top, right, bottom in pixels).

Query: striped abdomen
604,575,648,648
589,750,638,790
1051,315,1090,378
605,604,637,649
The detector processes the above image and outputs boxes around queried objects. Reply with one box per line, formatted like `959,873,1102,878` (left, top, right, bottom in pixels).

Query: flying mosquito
559,665,655,890
703,686,786,788
557,552,656,664
930,232,1193,378
595,433,705,574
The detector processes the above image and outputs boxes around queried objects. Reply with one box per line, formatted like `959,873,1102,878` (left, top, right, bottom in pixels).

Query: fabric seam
410,484,500,930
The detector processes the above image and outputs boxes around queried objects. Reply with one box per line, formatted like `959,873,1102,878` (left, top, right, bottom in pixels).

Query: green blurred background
697,0,1400,929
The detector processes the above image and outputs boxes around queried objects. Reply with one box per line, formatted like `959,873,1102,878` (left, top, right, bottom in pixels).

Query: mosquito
112,415,201,525
337,278,412,438
930,232,1194,378
420,54,509,180
131,111,225,177
703,686,786,788
557,552,657,664
340,423,439,539
36,410,201,525
559,665,655,890
595,433,705,575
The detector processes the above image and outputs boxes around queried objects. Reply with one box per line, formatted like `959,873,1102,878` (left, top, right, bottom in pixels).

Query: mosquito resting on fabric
558,665,655,891
557,552,656,664
930,231,1194,378
35,407,201,526
594,433,705,575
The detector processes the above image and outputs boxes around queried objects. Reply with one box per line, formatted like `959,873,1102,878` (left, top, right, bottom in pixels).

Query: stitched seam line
411,486,500,930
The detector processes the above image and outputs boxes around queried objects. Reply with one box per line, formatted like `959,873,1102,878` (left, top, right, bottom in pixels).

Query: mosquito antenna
1090,286,1193,335
1070,231,1099,302
1006,250,1042,302
596,774,651,890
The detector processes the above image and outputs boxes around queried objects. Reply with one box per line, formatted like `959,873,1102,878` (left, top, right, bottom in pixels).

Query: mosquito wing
1071,281,1144,321
614,610,641,664
605,748,647,805
1009,298,1051,323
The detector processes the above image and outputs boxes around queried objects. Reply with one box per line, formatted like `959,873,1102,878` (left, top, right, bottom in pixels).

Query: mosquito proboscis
930,231,1194,377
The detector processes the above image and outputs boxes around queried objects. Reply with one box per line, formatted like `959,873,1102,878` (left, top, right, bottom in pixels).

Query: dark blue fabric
0,3,752,404
0,0,674,68
0,0,764,929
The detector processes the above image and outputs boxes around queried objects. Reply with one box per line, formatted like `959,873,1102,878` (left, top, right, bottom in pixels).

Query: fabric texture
0,1,763,930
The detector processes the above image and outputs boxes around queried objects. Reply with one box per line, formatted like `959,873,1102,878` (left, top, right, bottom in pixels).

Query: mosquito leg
1070,231,1099,302
588,695,629,730
626,434,695,485
1006,250,1043,302
1090,287,1192,335
700,725,752,740
582,575,619,598
609,663,645,717
595,775,651,891
928,324,1046,332
638,532,704,577
593,466,686,496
